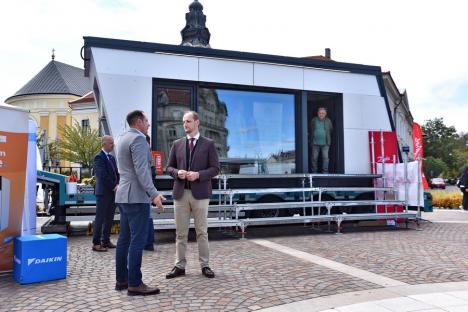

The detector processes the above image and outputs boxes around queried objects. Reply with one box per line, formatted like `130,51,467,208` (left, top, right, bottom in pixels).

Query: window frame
152,78,303,173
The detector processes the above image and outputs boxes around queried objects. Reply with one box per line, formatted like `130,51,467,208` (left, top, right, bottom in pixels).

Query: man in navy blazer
92,135,120,251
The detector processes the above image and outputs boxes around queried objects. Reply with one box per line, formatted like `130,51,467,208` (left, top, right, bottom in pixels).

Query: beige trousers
174,190,210,269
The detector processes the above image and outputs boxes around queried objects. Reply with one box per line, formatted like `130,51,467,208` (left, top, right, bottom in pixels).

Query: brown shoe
102,241,116,249
115,281,128,291
127,283,160,296
92,244,108,252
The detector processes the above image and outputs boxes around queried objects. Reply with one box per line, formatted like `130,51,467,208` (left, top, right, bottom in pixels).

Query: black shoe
144,245,155,251
166,266,185,279
127,283,160,296
115,281,128,291
202,267,215,278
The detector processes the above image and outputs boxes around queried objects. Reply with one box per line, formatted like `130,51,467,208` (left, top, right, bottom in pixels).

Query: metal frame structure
152,168,419,238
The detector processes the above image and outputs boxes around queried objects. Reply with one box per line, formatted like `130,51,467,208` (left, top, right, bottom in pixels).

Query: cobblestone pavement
1,210,468,311
423,208,468,222
268,212,468,285
0,236,377,312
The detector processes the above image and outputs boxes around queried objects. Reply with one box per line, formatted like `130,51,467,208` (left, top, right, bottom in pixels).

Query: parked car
430,178,446,189
446,178,457,185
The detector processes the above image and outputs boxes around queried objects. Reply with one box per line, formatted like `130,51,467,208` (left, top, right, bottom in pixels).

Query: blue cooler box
13,234,67,284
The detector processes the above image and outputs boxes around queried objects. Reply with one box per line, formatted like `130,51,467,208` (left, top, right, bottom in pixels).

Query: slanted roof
6,60,91,102
69,91,95,105
83,36,382,77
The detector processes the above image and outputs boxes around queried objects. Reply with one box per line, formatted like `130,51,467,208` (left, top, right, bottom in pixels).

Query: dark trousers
115,203,149,287
92,194,116,245
463,192,468,210
146,218,155,247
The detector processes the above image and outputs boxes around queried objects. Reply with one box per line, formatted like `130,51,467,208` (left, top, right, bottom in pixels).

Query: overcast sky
1,0,467,132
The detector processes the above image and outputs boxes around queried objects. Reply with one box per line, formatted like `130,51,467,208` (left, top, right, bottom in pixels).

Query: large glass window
155,86,192,162
198,88,296,174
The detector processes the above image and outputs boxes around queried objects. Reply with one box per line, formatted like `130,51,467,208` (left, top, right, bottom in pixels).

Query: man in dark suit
92,135,120,252
166,111,219,279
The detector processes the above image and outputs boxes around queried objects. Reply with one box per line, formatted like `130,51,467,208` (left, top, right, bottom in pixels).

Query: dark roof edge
5,92,83,103
83,36,382,77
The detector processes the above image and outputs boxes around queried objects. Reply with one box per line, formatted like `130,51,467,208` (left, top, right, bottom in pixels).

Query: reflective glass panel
198,88,295,174
156,87,191,164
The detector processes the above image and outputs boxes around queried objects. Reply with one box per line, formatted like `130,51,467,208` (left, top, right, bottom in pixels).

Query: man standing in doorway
115,110,165,296
166,111,219,279
311,107,333,173
92,135,119,252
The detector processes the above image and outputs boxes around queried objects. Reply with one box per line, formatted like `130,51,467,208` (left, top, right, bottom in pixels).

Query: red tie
189,138,195,152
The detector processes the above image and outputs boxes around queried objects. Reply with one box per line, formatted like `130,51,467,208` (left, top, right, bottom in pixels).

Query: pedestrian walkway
254,235,468,311
1,210,468,311
258,281,468,312
255,210,468,312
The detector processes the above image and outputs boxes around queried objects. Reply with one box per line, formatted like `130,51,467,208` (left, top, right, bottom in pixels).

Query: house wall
384,74,414,160
90,47,393,173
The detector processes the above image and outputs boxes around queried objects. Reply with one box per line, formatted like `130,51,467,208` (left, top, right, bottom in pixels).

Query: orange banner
151,151,164,175
0,131,28,272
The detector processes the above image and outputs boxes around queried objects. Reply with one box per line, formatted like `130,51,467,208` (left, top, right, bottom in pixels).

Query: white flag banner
376,161,424,207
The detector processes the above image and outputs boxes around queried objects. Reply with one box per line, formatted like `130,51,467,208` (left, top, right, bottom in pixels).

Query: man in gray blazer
166,111,219,279
115,110,165,296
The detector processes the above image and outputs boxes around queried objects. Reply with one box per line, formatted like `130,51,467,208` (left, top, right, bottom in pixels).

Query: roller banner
0,105,29,273
412,123,429,190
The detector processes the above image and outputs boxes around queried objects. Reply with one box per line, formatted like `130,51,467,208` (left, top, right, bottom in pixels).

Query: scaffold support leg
240,224,247,240
336,217,343,235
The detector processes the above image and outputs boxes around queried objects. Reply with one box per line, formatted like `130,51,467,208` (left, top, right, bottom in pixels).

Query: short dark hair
126,110,145,126
184,110,199,121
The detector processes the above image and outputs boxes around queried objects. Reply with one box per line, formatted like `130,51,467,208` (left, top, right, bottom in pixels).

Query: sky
1,0,467,133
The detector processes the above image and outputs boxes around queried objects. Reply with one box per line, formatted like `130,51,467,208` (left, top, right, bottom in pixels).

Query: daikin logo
27,257,63,266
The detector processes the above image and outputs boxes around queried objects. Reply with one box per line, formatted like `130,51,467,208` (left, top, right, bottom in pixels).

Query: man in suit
115,110,165,296
166,111,219,279
92,135,119,252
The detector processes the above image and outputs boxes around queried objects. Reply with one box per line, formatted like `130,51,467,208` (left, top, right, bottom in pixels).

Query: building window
56,116,66,139
155,86,192,163
39,115,49,137
198,88,296,175
81,119,90,133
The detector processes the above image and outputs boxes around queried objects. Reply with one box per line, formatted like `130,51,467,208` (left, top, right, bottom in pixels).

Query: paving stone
2,215,468,311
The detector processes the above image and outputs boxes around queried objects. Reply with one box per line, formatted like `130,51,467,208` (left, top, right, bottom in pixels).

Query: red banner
151,151,164,176
412,122,429,189
368,131,399,173
368,131,403,218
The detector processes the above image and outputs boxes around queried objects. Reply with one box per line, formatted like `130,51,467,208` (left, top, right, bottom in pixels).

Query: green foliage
422,118,468,177
36,129,46,150
422,118,458,168
424,156,448,179
81,176,96,185
57,121,101,168
48,140,60,165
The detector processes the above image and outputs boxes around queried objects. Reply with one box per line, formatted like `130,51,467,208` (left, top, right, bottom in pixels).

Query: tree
422,118,459,174
424,156,448,179
453,148,468,176
48,140,60,166
58,121,101,168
